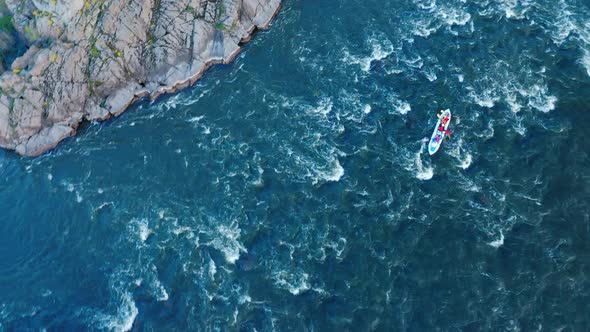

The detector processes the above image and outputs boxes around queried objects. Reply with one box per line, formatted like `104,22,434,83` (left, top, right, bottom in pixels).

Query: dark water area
1,0,590,330
0,15,28,70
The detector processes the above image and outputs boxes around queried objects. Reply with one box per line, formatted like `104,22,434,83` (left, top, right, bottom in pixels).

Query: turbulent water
1,0,590,330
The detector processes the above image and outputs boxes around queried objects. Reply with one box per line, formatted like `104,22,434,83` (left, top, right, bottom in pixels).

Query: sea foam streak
581,49,590,78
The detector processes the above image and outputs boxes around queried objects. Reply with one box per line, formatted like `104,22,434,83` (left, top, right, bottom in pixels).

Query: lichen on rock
0,0,281,156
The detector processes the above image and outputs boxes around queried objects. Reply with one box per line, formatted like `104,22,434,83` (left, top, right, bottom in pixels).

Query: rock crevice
0,0,281,156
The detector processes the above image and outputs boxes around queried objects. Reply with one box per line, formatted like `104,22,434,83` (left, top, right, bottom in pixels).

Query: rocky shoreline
0,0,281,156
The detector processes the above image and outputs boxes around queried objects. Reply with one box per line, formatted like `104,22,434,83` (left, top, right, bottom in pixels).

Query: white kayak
428,109,451,155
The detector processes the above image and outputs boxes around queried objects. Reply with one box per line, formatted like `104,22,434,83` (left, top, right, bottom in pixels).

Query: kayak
428,109,451,155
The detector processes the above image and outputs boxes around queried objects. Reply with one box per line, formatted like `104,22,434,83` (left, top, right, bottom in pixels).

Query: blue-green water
1,0,590,330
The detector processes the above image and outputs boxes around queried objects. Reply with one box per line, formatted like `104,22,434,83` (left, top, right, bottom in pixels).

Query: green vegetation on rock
23,25,39,41
90,45,100,57
0,15,14,32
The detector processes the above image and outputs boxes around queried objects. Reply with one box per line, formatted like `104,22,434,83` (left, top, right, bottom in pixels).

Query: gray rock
0,0,281,156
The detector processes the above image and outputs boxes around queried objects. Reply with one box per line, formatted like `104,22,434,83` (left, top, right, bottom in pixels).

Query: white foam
541,1,590,78
416,168,433,181
514,120,527,136
97,292,138,332
188,115,204,123
95,202,112,212
414,25,437,38
158,288,169,302
401,54,424,69
208,257,217,280
388,95,412,115
459,177,481,192
343,36,395,73
424,68,437,82
416,0,436,10
273,271,310,295
363,104,372,114
483,121,495,140
134,219,151,243
488,231,505,248
447,138,473,170
411,15,437,38
318,158,344,183
583,50,590,77
464,56,556,117
458,153,473,170
504,7,519,19
326,237,347,259
212,223,247,264
172,226,193,236
412,3,471,37
499,0,530,20
521,84,557,112
414,146,433,181
506,93,522,113
362,39,395,72
310,98,333,117
439,6,471,27
252,165,265,187
238,294,251,305
154,280,168,302
548,6,576,45
469,89,498,108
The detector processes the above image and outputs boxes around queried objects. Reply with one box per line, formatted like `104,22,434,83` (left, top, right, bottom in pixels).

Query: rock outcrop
0,0,281,156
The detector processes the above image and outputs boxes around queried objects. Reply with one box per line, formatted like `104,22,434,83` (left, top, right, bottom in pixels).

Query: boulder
0,0,282,156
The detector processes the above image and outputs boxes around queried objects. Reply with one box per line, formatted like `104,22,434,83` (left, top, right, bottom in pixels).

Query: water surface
1,0,590,330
